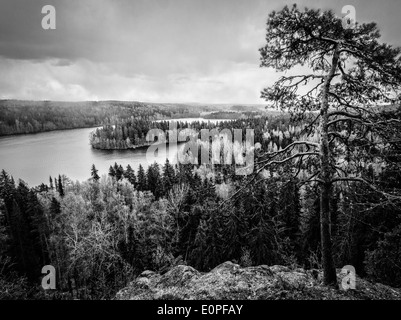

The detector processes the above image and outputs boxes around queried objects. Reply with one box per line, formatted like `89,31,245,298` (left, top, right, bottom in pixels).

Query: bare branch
258,152,319,166
331,177,401,200
259,140,319,159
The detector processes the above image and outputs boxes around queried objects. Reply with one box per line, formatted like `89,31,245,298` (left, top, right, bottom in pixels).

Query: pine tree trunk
319,181,337,285
319,45,340,286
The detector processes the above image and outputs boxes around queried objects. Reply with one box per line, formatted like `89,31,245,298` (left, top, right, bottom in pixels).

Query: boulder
115,262,401,300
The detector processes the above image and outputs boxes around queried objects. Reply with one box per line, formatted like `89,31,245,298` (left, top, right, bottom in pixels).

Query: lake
0,118,231,186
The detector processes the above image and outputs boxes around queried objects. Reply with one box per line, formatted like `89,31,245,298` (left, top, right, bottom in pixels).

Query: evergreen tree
194,204,223,270
58,174,64,197
91,164,100,181
278,178,301,249
301,184,321,267
137,164,147,191
146,163,162,199
259,3,401,285
124,164,137,186
162,159,176,196
25,190,50,271
190,219,208,269
222,203,247,263
108,165,116,178
177,163,194,185
50,196,61,219
192,172,202,192
113,163,124,181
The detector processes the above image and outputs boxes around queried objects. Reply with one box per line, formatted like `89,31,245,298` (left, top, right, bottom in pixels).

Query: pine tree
58,174,64,197
177,163,194,185
0,170,15,210
301,184,321,267
114,163,124,180
190,219,208,269
137,164,147,191
222,203,247,262
91,164,100,181
192,172,202,192
50,196,61,219
26,190,49,271
162,159,176,196
259,4,401,285
124,164,137,186
201,204,223,269
108,165,116,178
278,178,301,245
112,162,121,180
147,163,162,199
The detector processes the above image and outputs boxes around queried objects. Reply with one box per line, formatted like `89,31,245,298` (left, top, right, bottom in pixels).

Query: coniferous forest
0,100,263,136
1,107,401,299
1,2,401,303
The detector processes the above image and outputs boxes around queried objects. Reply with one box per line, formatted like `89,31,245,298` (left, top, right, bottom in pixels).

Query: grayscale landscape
0,0,401,304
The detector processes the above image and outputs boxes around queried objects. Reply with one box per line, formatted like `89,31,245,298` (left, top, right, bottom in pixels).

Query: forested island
89,116,274,150
1,105,401,299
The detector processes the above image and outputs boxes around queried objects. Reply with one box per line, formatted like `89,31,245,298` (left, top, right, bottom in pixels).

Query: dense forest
203,111,244,119
0,100,198,136
1,107,401,299
89,115,293,150
0,100,266,136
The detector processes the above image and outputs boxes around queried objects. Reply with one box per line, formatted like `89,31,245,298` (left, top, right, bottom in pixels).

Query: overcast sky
0,0,400,103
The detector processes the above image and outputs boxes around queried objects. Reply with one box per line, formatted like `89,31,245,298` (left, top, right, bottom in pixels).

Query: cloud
52,59,72,67
0,0,400,103
0,57,278,103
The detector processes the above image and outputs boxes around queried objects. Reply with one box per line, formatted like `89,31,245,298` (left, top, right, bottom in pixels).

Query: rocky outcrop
115,261,401,300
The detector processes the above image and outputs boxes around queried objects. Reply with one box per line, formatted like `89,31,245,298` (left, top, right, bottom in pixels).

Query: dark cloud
52,59,72,67
0,0,400,102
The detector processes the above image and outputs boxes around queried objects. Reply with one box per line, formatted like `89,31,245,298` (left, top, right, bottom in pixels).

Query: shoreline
0,117,237,139
0,124,103,138
91,140,187,151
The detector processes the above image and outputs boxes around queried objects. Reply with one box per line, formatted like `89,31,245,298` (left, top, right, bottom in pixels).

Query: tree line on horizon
0,100,202,136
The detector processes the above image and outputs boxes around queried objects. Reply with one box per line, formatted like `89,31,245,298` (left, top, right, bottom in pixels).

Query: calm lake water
0,118,230,186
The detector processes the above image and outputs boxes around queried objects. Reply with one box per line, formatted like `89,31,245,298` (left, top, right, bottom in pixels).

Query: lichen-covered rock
140,270,156,278
270,265,290,273
157,265,201,288
115,262,401,300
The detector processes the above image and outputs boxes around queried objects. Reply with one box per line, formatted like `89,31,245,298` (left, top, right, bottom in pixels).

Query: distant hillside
0,100,268,136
